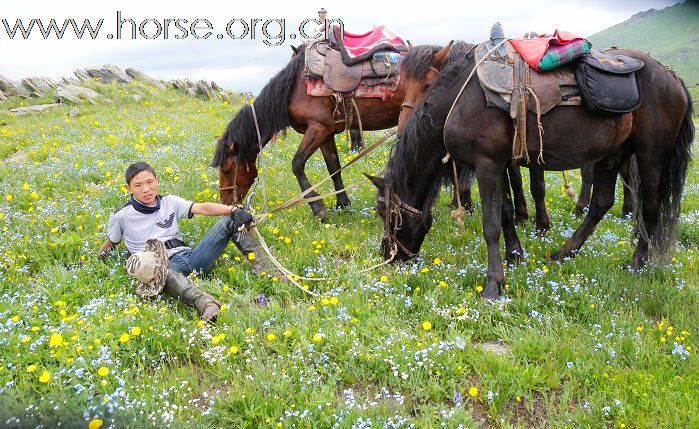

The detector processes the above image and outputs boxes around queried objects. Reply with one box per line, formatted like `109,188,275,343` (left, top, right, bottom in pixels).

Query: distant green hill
588,1,699,87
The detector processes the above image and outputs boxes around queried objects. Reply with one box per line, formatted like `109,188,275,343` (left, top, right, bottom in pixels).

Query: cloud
0,0,682,93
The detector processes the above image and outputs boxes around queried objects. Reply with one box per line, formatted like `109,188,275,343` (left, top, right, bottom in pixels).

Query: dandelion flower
312,333,324,343
26,364,37,373
266,333,277,341
119,333,130,344
422,321,433,331
131,327,141,336
98,367,109,377
283,330,292,338
88,418,104,429
39,370,51,383
248,252,256,261
468,387,479,397
49,333,63,347
329,297,339,305
228,346,239,355
433,257,442,265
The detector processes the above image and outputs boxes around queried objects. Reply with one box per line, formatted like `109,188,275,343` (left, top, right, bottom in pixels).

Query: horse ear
432,40,453,68
407,40,413,50
291,45,299,55
364,173,385,189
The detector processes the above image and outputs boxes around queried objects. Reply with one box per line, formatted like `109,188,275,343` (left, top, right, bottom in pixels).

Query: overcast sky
1,0,681,93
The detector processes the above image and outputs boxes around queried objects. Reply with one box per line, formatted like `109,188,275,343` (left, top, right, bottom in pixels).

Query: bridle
378,185,424,260
218,146,240,204
398,65,440,125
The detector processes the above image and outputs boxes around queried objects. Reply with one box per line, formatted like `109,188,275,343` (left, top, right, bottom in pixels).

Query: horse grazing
211,44,404,220
372,48,694,299
399,41,537,228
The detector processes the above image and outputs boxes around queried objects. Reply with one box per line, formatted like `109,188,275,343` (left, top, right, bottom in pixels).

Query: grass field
0,82,697,428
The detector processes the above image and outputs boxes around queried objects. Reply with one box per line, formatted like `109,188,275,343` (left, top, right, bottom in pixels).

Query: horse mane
401,41,476,81
211,51,305,167
387,56,475,213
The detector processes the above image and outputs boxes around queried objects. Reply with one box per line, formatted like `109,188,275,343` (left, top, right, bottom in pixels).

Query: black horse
370,49,694,299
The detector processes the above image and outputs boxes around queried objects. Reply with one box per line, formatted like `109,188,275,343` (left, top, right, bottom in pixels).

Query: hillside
588,1,699,86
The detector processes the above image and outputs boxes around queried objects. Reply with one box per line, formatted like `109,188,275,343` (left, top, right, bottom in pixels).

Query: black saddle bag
574,50,644,115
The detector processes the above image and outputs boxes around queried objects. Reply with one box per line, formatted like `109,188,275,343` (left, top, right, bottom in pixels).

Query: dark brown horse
211,44,404,220
371,47,694,299
401,41,640,228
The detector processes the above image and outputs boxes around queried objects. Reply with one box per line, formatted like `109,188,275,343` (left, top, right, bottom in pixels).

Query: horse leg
502,171,524,266
529,165,551,233
629,155,663,269
552,161,620,261
349,129,363,152
619,161,633,216
319,137,351,209
449,167,473,213
475,160,505,300
574,164,594,216
292,131,327,220
507,165,529,224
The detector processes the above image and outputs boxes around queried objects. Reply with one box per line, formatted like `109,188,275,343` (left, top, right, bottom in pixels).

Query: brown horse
211,44,404,220
372,47,694,299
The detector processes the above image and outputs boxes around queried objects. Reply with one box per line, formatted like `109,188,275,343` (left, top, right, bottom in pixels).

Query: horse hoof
312,206,327,221
630,256,647,270
481,284,500,300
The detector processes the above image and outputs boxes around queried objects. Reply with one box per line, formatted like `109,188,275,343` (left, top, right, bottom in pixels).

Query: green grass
588,1,699,87
0,84,697,428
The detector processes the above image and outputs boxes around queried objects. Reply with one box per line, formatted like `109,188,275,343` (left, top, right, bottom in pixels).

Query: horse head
398,41,452,134
366,173,433,262
213,135,258,206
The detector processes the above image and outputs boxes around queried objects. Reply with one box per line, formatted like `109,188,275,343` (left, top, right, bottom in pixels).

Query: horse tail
650,81,695,261
210,130,229,168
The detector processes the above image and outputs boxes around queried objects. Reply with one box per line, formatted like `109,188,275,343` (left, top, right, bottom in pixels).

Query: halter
378,185,423,259
218,104,264,204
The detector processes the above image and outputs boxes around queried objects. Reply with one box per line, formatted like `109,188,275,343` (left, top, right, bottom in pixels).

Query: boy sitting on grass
98,162,276,322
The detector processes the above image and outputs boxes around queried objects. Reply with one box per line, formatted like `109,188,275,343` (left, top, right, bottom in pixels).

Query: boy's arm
190,202,240,217
191,203,254,229
98,238,115,259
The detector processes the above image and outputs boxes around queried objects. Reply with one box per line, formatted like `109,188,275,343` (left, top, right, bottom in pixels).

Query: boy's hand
230,207,254,231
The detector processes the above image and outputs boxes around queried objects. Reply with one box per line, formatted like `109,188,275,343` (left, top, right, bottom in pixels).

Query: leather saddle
475,41,581,115
305,41,401,93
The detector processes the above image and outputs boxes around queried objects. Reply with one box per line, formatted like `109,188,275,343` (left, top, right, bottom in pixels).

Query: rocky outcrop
9,103,61,115
83,65,132,84
55,84,100,103
3,66,240,104
20,76,58,97
125,68,166,89
168,78,230,101
0,75,29,97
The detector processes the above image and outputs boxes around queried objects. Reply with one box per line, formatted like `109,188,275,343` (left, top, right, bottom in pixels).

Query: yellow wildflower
49,333,63,347
39,370,51,383
422,321,432,331
98,367,109,377
468,387,479,397
88,418,104,429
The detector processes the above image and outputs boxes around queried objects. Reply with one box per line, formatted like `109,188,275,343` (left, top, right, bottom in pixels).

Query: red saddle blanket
509,30,584,71
332,25,407,65
306,76,400,101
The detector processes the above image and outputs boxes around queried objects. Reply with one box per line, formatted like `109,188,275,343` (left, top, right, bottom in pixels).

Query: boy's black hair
125,162,157,185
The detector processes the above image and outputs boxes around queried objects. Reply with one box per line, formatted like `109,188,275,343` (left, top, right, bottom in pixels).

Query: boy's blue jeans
168,217,231,276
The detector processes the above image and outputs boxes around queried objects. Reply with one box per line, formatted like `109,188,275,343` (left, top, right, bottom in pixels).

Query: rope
440,39,507,228
252,128,397,223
